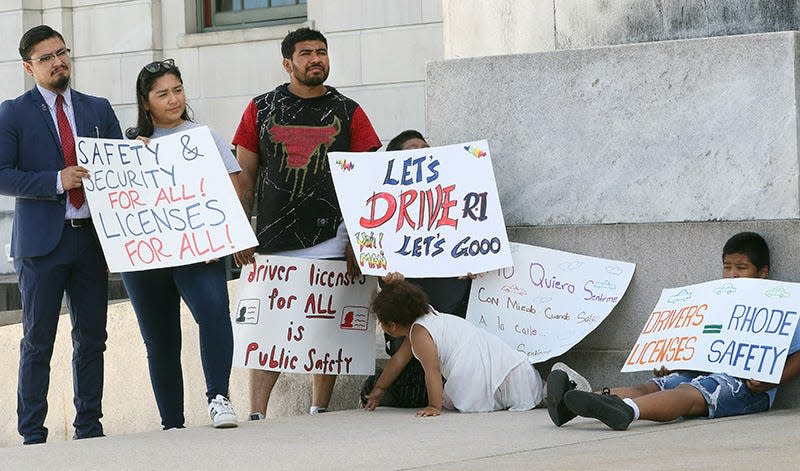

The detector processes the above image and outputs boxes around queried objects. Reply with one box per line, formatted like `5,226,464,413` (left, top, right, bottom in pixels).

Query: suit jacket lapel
69,89,87,137
31,86,61,150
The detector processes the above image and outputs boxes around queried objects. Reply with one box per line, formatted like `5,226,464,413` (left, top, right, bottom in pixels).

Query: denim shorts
651,371,770,419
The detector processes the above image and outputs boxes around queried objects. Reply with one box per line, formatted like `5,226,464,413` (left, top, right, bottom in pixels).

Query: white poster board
329,140,512,277
77,126,257,272
232,255,378,375
621,278,800,383
467,243,635,363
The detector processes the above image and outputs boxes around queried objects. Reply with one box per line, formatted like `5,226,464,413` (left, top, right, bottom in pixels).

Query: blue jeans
122,260,232,429
652,371,769,418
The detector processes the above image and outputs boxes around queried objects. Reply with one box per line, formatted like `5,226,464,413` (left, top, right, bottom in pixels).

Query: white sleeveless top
410,309,529,412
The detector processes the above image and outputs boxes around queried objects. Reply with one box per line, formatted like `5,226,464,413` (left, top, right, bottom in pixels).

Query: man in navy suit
0,25,121,445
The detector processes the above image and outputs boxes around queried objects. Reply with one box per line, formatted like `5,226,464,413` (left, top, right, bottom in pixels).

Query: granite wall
428,31,800,407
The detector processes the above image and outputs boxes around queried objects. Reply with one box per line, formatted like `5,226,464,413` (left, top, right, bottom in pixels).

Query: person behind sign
0,25,122,445
232,27,381,419
121,59,242,429
547,232,800,430
359,130,472,409
365,280,544,415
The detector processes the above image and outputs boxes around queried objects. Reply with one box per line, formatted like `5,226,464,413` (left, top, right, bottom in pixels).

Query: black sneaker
546,369,577,426
563,390,634,431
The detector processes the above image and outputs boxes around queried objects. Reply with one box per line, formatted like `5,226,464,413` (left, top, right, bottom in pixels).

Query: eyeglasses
143,59,175,74
28,48,71,65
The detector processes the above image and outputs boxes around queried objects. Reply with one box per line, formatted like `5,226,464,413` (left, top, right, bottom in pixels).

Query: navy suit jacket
0,87,122,258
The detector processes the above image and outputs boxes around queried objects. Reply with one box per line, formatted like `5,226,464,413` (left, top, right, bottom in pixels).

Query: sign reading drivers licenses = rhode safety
77,126,257,272
621,278,800,383
328,140,512,277
232,255,378,375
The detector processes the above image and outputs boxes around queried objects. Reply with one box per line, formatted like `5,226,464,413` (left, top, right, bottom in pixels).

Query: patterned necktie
55,94,85,208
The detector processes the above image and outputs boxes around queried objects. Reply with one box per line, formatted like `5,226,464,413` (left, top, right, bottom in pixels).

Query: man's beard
53,74,70,91
293,63,328,87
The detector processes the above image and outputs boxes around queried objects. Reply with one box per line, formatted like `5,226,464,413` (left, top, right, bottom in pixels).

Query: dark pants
122,260,233,430
16,225,108,444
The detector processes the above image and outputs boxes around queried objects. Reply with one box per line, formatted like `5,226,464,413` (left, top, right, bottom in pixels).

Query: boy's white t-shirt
410,309,530,412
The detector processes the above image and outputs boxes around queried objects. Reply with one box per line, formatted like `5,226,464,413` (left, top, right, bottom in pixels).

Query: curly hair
371,281,430,327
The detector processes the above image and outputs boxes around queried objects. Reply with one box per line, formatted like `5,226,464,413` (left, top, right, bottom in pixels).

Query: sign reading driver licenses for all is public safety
328,140,512,277
232,255,378,375
77,126,257,272
621,278,800,383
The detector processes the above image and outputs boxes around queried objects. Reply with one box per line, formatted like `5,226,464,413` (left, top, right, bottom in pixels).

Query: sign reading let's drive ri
77,126,257,272
329,140,512,277
621,278,800,383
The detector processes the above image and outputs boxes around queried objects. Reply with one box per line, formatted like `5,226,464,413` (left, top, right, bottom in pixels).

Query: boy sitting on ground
547,232,800,430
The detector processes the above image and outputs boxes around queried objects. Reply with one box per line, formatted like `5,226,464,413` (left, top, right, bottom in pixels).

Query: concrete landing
1,407,798,470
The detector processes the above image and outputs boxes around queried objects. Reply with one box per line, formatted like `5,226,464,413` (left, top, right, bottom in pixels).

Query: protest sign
328,140,512,277
621,278,800,383
466,242,635,363
232,255,378,375
77,126,257,272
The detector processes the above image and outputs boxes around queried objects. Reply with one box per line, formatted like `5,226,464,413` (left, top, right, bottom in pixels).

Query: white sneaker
208,395,238,429
551,362,591,392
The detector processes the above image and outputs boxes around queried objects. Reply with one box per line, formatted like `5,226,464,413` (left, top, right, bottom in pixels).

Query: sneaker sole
213,419,238,429
546,369,576,426
563,390,633,431
551,362,592,392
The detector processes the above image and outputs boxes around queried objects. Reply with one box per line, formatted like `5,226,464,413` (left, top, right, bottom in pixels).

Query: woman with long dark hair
124,59,240,429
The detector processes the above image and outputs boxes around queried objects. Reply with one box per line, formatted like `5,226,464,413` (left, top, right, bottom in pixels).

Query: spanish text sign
77,126,257,272
328,140,512,277
621,278,800,383
466,243,635,363
232,255,378,375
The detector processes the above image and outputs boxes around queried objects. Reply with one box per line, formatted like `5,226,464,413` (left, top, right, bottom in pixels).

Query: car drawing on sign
501,284,527,296
765,286,790,299
668,289,692,304
713,283,736,295
592,280,616,290
559,261,584,271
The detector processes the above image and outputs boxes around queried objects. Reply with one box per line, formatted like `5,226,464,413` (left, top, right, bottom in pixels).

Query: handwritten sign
621,278,800,382
466,243,635,363
77,126,257,272
232,255,378,375
328,140,512,277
